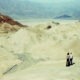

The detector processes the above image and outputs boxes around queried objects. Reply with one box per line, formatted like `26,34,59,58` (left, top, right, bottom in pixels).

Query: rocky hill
0,13,26,33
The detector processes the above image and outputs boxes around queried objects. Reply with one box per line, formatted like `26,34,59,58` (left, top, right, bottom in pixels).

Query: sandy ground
1,58,80,80
0,19,80,80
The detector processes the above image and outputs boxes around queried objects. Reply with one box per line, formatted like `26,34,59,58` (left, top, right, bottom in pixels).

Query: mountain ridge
55,14,72,19
0,13,27,33
0,13,25,27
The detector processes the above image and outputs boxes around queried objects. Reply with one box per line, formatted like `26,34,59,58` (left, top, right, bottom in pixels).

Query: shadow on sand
66,62,75,67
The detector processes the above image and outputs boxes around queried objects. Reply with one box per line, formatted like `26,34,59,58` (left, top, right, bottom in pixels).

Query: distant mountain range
0,0,80,19
55,15,72,19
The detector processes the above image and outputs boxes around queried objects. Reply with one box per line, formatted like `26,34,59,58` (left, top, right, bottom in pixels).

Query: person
70,53,73,65
66,53,70,67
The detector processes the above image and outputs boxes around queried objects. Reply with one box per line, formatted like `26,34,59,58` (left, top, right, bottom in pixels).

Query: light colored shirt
67,55,70,59
70,54,73,59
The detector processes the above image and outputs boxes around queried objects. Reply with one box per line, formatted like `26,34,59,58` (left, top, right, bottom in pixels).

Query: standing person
70,53,73,65
66,53,70,67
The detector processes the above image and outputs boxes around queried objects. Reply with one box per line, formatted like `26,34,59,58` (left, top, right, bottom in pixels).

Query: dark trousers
66,59,70,66
70,58,73,65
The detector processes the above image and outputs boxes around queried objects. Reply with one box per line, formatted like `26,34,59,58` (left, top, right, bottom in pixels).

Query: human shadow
66,62,75,67
71,62,75,66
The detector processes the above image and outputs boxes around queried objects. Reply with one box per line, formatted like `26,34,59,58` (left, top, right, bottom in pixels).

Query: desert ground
0,19,80,80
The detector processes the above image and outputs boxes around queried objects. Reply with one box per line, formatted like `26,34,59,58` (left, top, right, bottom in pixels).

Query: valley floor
1,57,80,80
0,19,80,80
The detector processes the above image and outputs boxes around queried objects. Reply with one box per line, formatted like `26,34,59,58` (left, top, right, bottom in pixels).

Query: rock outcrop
0,13,25,26
0,13,27,33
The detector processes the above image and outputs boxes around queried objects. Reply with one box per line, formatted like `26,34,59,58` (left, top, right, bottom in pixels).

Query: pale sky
0,0,79,19
28,0,75,3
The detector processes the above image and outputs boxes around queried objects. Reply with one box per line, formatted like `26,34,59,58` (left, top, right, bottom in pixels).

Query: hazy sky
0,0,79,19
28,0,76,3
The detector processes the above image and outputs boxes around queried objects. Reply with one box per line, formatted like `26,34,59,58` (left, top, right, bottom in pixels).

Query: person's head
67,53,69,55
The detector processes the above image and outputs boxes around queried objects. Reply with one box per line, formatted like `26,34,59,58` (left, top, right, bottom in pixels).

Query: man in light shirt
70,53,73,65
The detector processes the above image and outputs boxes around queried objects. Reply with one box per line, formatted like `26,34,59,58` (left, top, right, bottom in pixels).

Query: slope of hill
0,13,25,26
0,13,26,33
0,20,80,80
